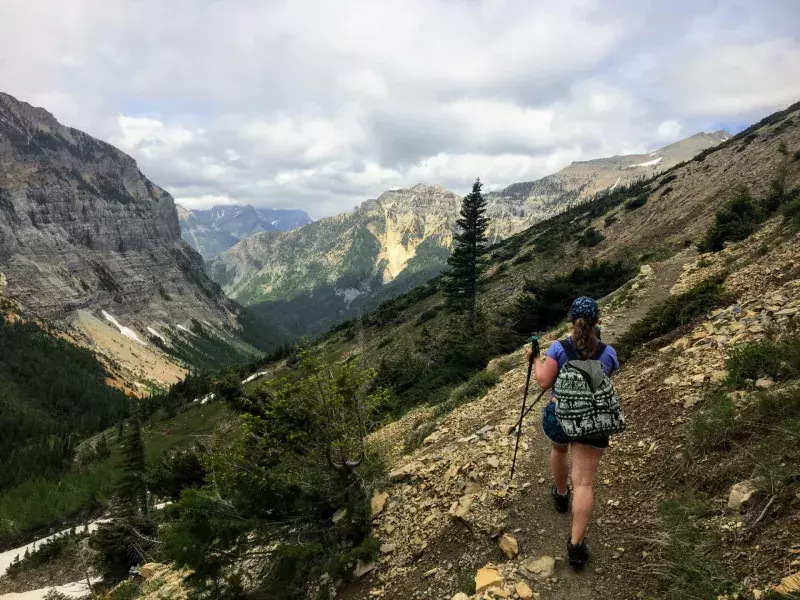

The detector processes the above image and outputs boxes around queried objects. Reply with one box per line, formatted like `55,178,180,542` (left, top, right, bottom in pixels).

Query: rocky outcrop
178,204,312,260
0,92,276,377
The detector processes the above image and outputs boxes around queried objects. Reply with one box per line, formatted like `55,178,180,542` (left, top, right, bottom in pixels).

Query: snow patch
242,370,269,384
627,157,663,168
1,519,110,578
176,324,194,334
147,326,167,344
101,311,147,345
609,176,621,191
0,578,100,599
648,151,659,157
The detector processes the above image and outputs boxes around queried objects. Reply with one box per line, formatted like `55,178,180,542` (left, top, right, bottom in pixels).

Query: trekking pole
507,388,547,436
509,336,539,482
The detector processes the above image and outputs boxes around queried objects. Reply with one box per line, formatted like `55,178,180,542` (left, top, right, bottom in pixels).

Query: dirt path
602,249,697,345
338,252,699,600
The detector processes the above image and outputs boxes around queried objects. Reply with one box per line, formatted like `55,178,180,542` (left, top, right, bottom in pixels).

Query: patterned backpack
553,338,626,439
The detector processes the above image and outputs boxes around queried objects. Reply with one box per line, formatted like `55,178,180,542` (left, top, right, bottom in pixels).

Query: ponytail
572,316,599,359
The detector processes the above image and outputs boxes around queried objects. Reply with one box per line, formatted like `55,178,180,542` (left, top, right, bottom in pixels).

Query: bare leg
570,443,604,544
551,443,569,494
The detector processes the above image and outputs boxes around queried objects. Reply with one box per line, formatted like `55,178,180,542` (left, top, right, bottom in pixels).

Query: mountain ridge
178,203,312,260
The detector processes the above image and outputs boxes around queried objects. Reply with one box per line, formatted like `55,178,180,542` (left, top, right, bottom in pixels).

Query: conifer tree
443,178,490,326
117,416,147,515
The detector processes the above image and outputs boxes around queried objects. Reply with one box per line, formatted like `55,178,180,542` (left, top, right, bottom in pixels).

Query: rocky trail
337,225,800,600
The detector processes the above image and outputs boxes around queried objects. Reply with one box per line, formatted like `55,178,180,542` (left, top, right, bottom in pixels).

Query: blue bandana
570,296,599,320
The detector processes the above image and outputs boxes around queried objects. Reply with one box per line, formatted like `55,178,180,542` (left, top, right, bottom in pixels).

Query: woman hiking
525,296,621,568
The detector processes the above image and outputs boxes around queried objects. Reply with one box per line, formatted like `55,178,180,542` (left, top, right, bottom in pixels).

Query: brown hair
571,316,599,359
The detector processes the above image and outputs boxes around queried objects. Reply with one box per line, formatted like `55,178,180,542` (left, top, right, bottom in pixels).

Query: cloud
0,0,798,217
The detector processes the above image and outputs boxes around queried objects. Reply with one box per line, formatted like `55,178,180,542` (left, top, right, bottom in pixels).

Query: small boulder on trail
728,479,760,512
475,565,504,593
449,494,473,520
522,555,555,579
515,580,535,599
499,533,519,558
371,491,389,518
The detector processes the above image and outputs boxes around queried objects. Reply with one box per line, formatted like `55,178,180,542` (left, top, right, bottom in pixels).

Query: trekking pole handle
528,335,540,361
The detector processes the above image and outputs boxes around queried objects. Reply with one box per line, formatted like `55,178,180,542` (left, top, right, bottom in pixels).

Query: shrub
512,259,636,336
726,333,800,388
512,251,534,265
577,227,604,247
604,215,618,227
688,392,737,453
655,494,742,599
146,444,207,501
782,193,800,226
698,185,763,252
625,195,648,210
616,276,733,358
403,419,439,453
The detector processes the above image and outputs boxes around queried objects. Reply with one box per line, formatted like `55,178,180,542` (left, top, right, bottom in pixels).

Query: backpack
553,338,626,439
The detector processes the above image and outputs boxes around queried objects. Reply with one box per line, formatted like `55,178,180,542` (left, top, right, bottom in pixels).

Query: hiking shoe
567,538,590,569
551,483,570,513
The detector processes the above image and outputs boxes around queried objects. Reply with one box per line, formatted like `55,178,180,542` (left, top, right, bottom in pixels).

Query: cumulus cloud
0,0,798,217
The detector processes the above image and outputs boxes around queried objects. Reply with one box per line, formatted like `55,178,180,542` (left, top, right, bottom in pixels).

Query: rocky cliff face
178,204,312,260
0,92,277,381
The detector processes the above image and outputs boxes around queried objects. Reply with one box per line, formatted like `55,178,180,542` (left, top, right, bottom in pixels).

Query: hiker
525,296,621,568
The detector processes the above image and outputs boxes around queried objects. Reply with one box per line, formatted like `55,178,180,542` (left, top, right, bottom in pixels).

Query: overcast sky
1,0,799,218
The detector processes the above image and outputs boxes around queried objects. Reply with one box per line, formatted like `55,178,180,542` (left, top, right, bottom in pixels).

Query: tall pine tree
443,178,489,325
117,415,147,515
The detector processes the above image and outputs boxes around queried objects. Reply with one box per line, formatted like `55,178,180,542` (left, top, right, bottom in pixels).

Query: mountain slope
0,92,282,381
208,184,461,337
178,204,312,260
208,132,731,339
485,130,731,238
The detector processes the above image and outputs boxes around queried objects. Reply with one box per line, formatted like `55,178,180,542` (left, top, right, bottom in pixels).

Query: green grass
403,369,501,453
140,401,229,460
654,494,743,600
725,333,800,388
0,463,114,540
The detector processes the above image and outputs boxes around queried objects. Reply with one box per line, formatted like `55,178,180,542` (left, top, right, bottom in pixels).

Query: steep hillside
209,132,729,340
178,204,312,259
0,92,283,381
337,222,800,600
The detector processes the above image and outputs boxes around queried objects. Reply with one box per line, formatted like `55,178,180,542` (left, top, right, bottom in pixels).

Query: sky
1,0,799,219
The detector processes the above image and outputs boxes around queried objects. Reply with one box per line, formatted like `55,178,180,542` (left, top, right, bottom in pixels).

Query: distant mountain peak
178,204,312,260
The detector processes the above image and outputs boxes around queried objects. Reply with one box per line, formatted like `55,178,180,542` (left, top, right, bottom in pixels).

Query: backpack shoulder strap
559,338,580,361
593,341,607,360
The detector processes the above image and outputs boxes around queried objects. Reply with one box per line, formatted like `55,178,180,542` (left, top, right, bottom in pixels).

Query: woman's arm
525,347,560,389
